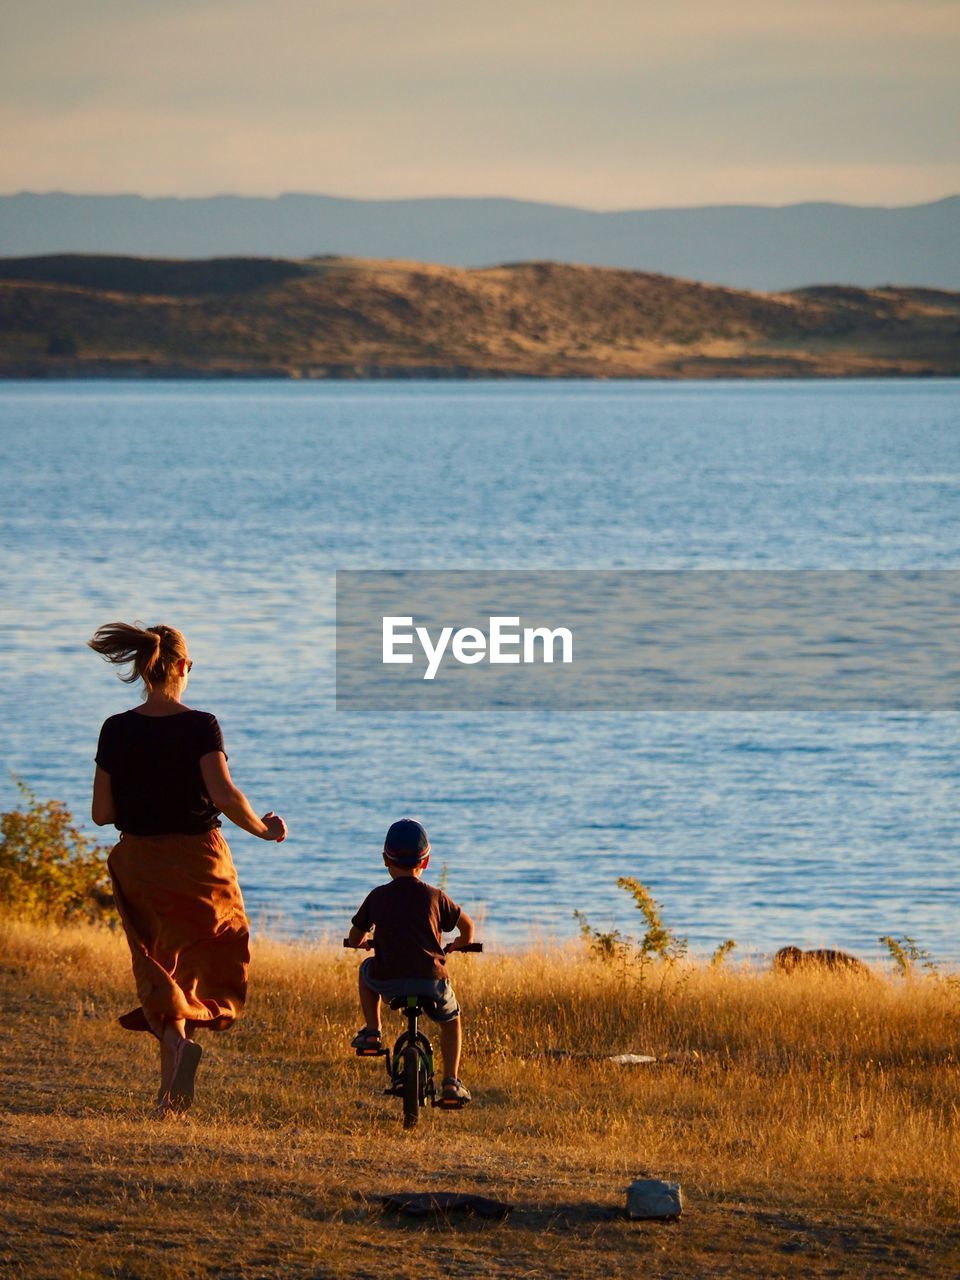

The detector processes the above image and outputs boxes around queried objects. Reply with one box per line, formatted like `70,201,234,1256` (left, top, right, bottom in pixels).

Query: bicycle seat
388,993,426,1012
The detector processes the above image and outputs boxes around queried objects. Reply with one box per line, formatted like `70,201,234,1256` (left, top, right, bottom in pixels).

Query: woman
89,621,286,1115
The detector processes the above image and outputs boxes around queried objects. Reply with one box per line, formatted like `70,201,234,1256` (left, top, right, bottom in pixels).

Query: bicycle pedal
356,1047,388,1057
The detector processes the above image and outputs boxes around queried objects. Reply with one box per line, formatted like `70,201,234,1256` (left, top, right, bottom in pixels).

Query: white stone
626,1179,683,1220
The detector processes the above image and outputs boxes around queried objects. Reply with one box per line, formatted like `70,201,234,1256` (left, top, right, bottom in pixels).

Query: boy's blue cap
384,818,431,867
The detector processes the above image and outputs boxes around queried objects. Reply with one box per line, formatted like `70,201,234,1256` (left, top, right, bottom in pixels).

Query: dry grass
2,918,959,1278
1,256,958,379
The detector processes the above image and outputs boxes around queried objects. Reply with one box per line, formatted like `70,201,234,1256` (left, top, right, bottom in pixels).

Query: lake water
0,380,958,960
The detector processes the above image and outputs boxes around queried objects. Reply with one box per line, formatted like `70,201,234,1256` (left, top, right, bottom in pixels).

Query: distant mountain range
1,253,957,379
0,193,958,291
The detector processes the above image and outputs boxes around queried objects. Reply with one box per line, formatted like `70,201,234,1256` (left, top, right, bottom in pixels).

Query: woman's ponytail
88,621,188,690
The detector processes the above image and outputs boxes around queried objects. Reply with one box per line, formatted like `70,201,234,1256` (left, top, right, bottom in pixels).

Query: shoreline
1,365,957,383
239,923,960,972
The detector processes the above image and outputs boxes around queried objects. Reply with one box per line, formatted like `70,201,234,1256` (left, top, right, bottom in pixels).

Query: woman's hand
260,811,287,842
200,753,288,842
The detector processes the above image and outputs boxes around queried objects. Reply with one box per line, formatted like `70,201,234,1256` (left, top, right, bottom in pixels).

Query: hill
0,253,958,380
1,192,958,291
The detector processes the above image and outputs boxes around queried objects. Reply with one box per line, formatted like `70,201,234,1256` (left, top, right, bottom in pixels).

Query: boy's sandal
439,1076,471,1107
351,1027,383,1053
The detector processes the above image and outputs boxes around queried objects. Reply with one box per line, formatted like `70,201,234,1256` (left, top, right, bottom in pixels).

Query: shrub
575,877,695,1001
615,876,689,962
0,780,114,924
710,938,737,968
879,934,938,977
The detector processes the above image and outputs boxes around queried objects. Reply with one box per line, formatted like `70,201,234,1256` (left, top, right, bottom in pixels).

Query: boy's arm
445,908,475,951
347,894,373,948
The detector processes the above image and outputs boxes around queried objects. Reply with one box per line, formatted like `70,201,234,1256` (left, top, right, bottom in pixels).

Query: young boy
346,818,474,1105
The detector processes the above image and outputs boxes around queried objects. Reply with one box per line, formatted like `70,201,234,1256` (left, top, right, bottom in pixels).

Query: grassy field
1,918,958,1279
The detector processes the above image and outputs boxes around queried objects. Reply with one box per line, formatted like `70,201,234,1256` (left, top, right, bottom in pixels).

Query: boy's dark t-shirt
351,878,461,981
95,708,225,835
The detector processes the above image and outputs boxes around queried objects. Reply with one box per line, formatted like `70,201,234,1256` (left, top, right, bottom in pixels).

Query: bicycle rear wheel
402,1046,420,1129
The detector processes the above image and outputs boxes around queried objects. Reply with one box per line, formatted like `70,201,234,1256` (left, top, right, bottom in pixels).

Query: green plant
573,912,632,965
0,779,114,924
879,934,938,977
615,877,688,962
575,878,689,1001
710,939,737,968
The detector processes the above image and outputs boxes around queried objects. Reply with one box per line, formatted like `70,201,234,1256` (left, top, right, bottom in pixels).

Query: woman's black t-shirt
95,709,226,835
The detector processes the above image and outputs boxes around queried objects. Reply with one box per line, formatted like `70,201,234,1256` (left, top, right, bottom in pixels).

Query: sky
1,0,958,209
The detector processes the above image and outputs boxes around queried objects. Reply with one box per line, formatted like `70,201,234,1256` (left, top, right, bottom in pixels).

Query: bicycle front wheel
402,1045,420,1129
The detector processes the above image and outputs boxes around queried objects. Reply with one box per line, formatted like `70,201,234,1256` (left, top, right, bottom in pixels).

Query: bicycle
343,939,483,1129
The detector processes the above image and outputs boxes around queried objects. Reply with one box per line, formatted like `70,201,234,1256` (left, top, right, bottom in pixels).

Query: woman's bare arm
199,752,287,841
91,766,116,826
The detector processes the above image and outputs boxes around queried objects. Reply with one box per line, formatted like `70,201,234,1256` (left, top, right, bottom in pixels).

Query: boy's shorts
359,957,460,1023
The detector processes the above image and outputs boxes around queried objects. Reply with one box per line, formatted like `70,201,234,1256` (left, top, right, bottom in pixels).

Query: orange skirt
108,829,250,1035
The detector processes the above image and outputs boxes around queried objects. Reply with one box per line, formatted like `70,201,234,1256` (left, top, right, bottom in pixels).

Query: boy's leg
358,967,382,1032
438,1015,462,1081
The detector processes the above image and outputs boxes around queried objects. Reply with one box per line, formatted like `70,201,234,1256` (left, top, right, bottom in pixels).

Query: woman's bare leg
159,1038,175,1099
141,1010,174,1108
148,1017,190,1111
163,1019,201,1111
162,1018,188,1047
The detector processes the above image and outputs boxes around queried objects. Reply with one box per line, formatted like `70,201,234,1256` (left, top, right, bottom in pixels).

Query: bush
0,780,114,924
880,933,938,977
574,878,698,1009
575,877,690,968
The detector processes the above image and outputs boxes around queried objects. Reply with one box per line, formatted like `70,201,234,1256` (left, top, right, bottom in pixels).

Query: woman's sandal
439,1076,471,1108
168,1037,203,1112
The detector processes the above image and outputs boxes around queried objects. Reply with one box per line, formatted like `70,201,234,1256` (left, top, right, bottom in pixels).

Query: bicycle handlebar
342,939,483,953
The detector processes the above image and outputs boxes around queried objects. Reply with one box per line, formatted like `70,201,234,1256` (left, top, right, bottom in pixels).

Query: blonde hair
87,621,188,692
